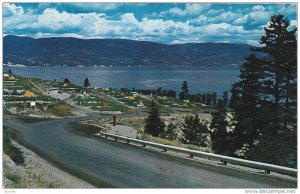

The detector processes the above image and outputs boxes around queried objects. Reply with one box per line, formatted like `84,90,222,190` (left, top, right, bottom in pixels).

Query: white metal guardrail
97,131,297,177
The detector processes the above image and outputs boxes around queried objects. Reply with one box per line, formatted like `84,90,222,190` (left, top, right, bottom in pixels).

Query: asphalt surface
3,114,297,188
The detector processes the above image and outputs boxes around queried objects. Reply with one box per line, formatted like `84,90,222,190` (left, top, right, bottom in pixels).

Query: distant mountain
3,35,255,67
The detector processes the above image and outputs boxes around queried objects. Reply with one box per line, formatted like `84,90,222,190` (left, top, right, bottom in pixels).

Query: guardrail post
265,169,270,174
189,154,194,158
163,148,167,152
143,144,146,147
114,137,117,141
126,140,130,144
222,161,227,165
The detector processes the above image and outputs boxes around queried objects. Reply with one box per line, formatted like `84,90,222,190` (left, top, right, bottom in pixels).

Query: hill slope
3,35,254,67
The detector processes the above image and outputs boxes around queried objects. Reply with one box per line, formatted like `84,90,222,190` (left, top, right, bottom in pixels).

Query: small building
137,102,145,108
131,92,138,97
63,83,68,87
30,101,36,107
162,96,169,100
47,88,59,95
16,89,25,95
24,91,34,97
183,100,190,103
3,89,13,94
3,73,9,77
103,87,110,92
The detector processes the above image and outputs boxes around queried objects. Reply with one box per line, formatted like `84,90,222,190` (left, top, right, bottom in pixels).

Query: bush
46,103,73,116
3,134,25,166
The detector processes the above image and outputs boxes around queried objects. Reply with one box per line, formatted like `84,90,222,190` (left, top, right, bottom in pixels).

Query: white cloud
3,3,24,16
139,18,191,35
207,9,225,15
233,15,248,25
203,22,244,35
121,13,139,24
190,15,207,24
208,11,242,23
3,5,270,46
160,4,211,16
37,8,103,31
252,5,265,11
290,20,297,27
185,4,211,15
232,9,273,25
70,3,122,11
278,4,297,16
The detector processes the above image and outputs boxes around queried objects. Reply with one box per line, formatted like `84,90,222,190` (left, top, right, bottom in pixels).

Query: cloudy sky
3,3,297,45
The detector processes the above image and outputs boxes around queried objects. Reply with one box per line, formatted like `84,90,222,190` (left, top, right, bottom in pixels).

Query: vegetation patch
46,103,73,116
3,127,25,166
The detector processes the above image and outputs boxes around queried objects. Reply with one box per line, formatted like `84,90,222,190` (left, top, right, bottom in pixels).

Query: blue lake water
3,66,240,96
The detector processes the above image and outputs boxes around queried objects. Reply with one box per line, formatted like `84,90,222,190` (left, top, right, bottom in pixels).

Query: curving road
3,114,297,188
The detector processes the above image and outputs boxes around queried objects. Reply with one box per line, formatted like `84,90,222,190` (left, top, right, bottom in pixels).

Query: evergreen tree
250,15,296,166
180,114,209,147
222,91,229,106
202,94,207,104
64,78,70,84
162,123,177,140
179,81,189,100
210,100,236,155
230,55,265,152
8,69,12,76
156,87,162,95
254,15,296,130
229,15,297,166
144,100,165,137
206,93,212,105
83,77,90,88
212,92,217,106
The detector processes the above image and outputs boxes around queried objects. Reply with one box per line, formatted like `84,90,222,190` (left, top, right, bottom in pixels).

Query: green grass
3,128,25,166
5,173,22,185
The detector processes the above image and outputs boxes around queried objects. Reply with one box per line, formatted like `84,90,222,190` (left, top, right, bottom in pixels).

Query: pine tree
162,123,177,140
179,81,189,100
222,91,229,106
254,14,297,134
64,78,70,84
230,55,265,152
210,100,236,156
180,114,209,147
144,100,165,137
212,92,217,106
230,15,297,166
83,77,90,88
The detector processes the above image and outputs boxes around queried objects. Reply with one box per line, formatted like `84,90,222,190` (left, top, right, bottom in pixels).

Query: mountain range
3,35,256,67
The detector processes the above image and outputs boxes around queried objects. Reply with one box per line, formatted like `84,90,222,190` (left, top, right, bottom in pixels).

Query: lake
3,66,240,96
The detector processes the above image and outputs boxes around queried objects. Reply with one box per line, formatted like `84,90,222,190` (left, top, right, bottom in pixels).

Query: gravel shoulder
3,140,95,188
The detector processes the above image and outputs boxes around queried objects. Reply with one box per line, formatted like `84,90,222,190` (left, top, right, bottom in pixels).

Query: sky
2,3,297,46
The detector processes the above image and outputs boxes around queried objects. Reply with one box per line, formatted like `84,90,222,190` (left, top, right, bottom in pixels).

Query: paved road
3,114,297,188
